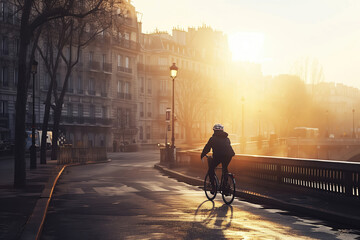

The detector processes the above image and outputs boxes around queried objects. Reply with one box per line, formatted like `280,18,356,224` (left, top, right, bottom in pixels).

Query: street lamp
169,63,178,149
30,59,38,169
353,109,356,138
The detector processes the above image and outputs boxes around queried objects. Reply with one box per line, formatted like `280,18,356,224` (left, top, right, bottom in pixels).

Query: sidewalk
155,164,360,229
0,155,63,240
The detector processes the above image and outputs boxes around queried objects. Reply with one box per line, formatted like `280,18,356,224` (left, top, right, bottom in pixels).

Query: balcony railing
88,90,96,96
117,66,132,74
77,89,84,94
103,63,112,73
88,61,100,71
125,93,131,100
101,92,108,97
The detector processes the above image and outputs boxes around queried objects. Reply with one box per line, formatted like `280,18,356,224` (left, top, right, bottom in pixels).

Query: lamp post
30,60,38,169
241,97,245,153
169,63,178,149
326,110,329,138
352,109,356,138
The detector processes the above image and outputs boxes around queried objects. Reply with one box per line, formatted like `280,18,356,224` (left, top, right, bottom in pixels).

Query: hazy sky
133,0,360,89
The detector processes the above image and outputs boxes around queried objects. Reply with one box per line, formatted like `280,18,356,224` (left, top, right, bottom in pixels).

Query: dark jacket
201,131,235,160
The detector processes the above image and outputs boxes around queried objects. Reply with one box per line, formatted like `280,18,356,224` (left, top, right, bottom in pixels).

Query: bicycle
202,155,236,205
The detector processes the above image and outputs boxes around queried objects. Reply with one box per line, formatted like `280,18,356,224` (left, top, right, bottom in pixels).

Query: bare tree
37,2,125,162
14,0,123,188
291,57,325,97
175,72,212,144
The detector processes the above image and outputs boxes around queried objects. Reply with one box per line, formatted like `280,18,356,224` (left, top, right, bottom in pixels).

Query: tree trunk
40,101,51,164
14,0,32,188
51,105,62,160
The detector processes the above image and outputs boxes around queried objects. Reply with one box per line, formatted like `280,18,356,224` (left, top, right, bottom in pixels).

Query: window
140,77,144,93
125,56,129,68
146,126,150,139
102,54,106,67
117,80,122,92
77,77,83,93
102,106,107,118
15,39,19,55
90,105,95,118
78,104,83,117
67,103,73,117
147,102,152,117
88,78,94,91
1,2,5,21
139,126,143,140
67,76,73,92
160,80,167,92
1,67,8,87
2,36,9,55
13,68,18,86
158,57,167,65
139,102,144,117
117,55,121,67
147,78,152,94
0,101,8,115
125,109,130,127
124,82,129,94
89,51,93,62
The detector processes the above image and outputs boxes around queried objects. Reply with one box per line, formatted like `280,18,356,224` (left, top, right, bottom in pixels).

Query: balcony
124,93,131,100
88,90,96,96
117,92,124,99
77,89,84,94
117,66,132,74
84,117,96,124
103,63,112,73
88,61,100,71
101,92,108,97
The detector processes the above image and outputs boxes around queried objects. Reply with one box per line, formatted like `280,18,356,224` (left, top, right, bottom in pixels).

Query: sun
228,32,264,62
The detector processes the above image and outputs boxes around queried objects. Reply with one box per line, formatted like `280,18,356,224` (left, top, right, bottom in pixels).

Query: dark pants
208,156,232,188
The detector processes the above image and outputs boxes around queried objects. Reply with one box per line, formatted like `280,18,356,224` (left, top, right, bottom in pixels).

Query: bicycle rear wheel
204,173,218,201
222,174,236,205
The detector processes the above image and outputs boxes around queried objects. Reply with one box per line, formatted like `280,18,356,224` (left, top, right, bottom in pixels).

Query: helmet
213,124,224,131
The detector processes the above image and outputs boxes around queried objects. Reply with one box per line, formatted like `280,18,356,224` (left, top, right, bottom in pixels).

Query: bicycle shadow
185,200,233,239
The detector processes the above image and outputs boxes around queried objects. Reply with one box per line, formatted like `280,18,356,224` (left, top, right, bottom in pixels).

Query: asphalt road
41,150,360,239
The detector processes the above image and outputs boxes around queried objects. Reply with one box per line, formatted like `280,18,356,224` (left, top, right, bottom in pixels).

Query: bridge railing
176,151,360,199
58,147,107,164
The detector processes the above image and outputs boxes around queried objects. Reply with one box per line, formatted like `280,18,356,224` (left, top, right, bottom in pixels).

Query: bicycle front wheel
204,173,218,201
222,174,236,205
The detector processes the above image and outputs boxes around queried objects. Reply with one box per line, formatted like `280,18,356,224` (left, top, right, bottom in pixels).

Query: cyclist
201,124,235,193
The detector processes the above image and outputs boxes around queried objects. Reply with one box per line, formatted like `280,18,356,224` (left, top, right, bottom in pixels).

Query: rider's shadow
194,200,233,230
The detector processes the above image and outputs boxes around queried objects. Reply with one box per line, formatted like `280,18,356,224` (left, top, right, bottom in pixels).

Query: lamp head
170,63,178,79
31,60,38,74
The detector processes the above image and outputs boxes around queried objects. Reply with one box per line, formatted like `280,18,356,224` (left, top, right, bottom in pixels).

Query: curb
20,159,111,240
154,164,360,229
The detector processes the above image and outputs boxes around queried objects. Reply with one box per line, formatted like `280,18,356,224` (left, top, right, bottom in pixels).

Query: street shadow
184,201,233,239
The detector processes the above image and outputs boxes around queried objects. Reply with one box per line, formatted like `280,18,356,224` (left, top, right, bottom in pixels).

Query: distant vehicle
25,130,40,151
293,127,319,138
25,130,53,151
38,130,53,149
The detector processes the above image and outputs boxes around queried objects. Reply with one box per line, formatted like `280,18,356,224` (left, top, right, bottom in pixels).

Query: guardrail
174,151,360,199
58,147,107,164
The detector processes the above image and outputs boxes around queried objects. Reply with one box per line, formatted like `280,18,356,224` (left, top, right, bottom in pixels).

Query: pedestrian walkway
155,164,360,229
0,155,60,240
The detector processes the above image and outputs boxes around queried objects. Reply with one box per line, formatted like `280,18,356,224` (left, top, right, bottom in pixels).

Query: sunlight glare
228,32,264,62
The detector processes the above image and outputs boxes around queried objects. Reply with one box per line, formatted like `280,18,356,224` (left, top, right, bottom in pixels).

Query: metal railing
175,151,360,199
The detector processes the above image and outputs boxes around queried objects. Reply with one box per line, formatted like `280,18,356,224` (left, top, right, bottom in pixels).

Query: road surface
41,150,360,239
